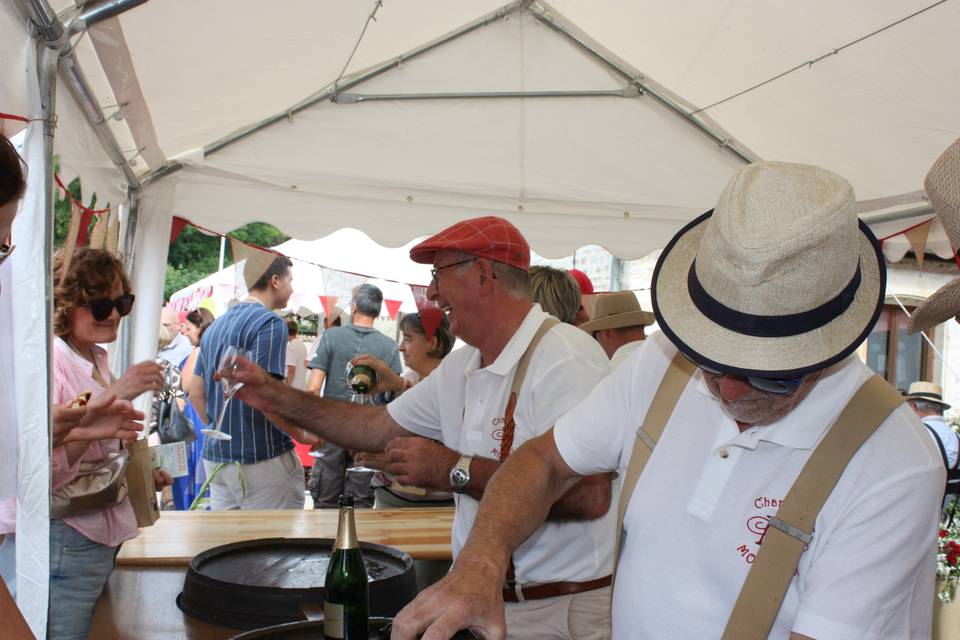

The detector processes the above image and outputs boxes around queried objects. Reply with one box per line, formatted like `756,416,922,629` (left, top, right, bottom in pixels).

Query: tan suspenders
614,352,904,639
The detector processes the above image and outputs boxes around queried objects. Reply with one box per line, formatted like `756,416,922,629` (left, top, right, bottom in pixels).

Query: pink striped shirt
51,337,139,547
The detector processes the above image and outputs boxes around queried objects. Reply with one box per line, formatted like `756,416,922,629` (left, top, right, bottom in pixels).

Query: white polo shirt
388,304,614,584
554,330,943,640
921,414,959,469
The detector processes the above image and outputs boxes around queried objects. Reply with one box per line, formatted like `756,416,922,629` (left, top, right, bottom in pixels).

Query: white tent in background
3,0,960,633
169,230,432,317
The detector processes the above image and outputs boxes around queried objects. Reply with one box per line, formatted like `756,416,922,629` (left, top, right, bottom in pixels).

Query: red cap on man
409,216,530,271
568,268,594,294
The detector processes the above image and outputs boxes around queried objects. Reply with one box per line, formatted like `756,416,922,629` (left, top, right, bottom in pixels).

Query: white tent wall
9,48,51,634
127,179,172,397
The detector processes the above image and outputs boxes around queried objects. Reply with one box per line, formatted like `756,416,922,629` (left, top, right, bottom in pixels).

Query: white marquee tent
2,0,960,633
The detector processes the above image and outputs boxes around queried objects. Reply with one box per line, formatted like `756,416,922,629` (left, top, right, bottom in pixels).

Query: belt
502,575,612,603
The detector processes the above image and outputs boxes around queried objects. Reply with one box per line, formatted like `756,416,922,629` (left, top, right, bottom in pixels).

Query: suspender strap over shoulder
613,352,696,578
720,375,903,640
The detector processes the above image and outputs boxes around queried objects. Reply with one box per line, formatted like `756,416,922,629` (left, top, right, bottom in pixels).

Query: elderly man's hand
214,356,279,413
391,557,507,640
384,437,458,490
351,354,405,393
52,395,144,448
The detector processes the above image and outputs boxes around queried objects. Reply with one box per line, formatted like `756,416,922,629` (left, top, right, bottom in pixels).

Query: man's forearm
262,381,408,451
458,458,611,521
457,431,581,578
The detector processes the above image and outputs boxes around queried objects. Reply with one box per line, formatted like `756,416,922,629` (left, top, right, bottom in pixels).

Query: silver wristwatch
449,455,473,493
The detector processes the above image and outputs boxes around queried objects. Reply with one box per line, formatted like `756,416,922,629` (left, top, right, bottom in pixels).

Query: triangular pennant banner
76,207,96,246
409,284,444,340
318,295,339,318
903,219,933,270
230,237,280,291
170,216,189,244
384,299,403,320
320,266,367,315
88,209,109,250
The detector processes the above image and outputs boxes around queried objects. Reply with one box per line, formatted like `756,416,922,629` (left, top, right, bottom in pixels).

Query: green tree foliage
49,156,288,300
164,222,289,300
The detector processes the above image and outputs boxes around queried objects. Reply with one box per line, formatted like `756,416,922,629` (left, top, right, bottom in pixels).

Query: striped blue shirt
197,300,294,464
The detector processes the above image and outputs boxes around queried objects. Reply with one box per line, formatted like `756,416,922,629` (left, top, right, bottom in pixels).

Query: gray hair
353,283,383,318
451,252,530,299
529,265,580,323
910,399,944,415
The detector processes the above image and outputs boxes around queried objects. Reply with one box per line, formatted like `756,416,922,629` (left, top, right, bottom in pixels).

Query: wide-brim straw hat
579,291,654,333
652,161,885,378
903,381,951,409
908,137,960,335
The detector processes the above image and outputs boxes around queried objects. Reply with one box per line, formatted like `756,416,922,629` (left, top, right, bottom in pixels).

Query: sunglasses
682,352,805,396
87,293,136,321
0,243,14,268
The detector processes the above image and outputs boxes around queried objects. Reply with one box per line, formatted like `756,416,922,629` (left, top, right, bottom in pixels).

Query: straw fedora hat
579,291,654,333
903,381,951,409
652,161,885,378
908,137,960,335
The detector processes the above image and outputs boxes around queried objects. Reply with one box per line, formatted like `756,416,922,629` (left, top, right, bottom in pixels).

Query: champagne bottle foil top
334,506,360,550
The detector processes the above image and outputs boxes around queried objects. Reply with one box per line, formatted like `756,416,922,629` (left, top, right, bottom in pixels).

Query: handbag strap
720,374,902,640
613,352,695,581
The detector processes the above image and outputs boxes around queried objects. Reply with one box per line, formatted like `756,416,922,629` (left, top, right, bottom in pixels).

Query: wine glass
345,389,377,475
202,345,251,441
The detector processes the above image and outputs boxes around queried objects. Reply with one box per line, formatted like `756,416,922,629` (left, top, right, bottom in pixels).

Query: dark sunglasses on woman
681,352,805,396
0,243,14,267
87,293,135,321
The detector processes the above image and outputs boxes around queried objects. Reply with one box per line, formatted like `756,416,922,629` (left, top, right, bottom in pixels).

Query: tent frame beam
528,2,756,165
332,88,639,103
143,0,757,186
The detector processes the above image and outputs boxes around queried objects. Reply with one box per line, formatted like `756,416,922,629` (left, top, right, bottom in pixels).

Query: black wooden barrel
177,538,417,630
229,618,479,639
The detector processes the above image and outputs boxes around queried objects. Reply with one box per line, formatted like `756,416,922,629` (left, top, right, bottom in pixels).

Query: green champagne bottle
324,495,369,640
347,363,377,395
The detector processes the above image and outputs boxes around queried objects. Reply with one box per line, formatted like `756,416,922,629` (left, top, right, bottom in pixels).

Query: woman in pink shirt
49,247,168,640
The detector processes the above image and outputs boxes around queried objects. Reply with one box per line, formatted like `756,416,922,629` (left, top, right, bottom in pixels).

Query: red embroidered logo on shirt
735,496,782,565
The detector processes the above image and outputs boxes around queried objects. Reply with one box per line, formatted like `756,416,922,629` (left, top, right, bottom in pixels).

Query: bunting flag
106,212,120,255
229,236,281,291
169,216,189,244
320,266,366,314
409,284,444,340
318,295,339,318
59,200,83,281
384,299,403,320
88,208,109,250
903,219,934,270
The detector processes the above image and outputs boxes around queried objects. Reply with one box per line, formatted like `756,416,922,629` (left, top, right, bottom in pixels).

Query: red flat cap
568,269,594,294
409,216,530,271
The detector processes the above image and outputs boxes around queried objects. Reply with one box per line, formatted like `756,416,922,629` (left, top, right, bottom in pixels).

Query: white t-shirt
285,338,308,390
554,331,943,640
388,304,614,584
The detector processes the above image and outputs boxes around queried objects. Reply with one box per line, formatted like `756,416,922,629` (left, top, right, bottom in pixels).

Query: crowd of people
3,123,960,639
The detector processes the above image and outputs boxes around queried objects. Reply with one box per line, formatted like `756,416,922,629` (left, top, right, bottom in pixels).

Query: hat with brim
908,137,960,335
903,381,951,409
579,291,655,333
652,162,885,379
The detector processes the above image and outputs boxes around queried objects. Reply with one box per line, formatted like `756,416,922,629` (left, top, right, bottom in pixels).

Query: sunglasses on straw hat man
908,136,960,335
651,161,886,398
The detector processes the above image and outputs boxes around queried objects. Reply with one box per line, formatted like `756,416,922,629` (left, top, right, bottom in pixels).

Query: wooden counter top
118,507,454,566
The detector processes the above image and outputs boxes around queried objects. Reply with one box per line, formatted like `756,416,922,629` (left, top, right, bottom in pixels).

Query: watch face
450,468,469,489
